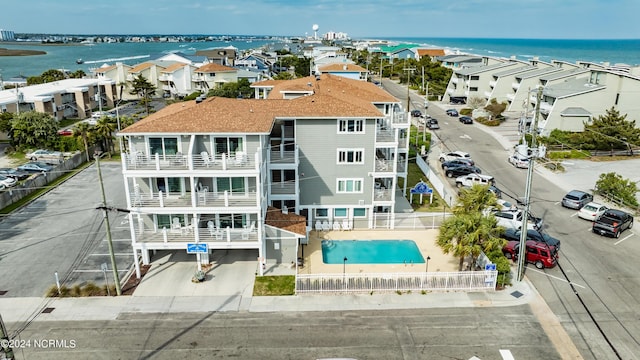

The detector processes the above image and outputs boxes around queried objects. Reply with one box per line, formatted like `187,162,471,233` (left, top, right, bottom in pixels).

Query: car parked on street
508,153,529,169
445,165,481,178
561,190,593,209
445,109,459,117
441,158,475,170
502,240,558,269
459,116,474,124
592,209,634,238
502,228,560,249
24,149,63,164
455,173,494,188
439,151,472,163
577,202,609,221
489,208,543,231
0,167,31,180
426,118,440,129
0,174,17,189
411,110,422,117
17,162,54,173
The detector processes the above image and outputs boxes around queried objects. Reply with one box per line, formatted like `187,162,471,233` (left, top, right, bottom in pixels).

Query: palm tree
437,184,505,270
94,117,116,157
73,121,93,162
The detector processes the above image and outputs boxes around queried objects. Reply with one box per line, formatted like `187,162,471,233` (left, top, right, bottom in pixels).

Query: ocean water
377,37,640,66
0,39,276,78
2,37,639,79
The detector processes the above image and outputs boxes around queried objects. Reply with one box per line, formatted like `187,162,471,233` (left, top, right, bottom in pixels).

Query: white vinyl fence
296,270,498,294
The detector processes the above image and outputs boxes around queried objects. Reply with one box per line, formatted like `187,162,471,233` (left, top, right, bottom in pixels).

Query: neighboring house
316,63,368,81
444,59,524,104
535,69,640,134
0,78,116,120
236,53,272,73
94,62,133,98
504,66,567,112
118,74,409,277
436,54,485,70
196,47,237,66
193,63,239,93
150,52,209,68
416,48,446,61
159,63,196,98
126,62,166,100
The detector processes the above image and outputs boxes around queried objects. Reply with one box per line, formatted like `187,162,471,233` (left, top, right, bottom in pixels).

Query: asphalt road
0,161,132,297
12,306,559,360
382,78,640,360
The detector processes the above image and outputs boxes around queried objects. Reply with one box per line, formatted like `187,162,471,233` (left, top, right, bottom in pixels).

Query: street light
343,256,348,277
425,256,431,273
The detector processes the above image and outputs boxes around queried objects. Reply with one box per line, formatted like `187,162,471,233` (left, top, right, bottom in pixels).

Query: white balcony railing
270,181,296,195
123,151,259,171
131,190,258,209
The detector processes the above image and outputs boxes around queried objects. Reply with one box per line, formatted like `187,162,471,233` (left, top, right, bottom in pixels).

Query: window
316,209,328,217
334,208,347,217
338,119,364,133
217,177,245,193
337,178,363,193
354,208,367,217
149,137,178,157
470,75,480,80
337,149,364,164
214,137,244,155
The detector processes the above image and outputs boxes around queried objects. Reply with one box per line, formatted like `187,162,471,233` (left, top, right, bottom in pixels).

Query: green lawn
253,275,295,296
399,161,450,212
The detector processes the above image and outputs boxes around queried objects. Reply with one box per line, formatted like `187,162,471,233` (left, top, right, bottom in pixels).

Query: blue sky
3,0,639,39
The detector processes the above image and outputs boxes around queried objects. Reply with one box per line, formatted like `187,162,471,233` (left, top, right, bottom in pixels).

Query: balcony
398,137,408,149
540,101,553,115
390,112,408,125
506,93,515,101
270,181,296,195
123,152,258,172
489,80,497,87
451,78,459,84
512,82,520,90
130,190,258,209
134,226,259,245
158,75,171,82
373,188,393,202
270,148,297,166
375,159,394,172
376,129,395,144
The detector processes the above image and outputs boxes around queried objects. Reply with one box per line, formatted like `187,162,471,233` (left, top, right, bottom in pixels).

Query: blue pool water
321,240,425,264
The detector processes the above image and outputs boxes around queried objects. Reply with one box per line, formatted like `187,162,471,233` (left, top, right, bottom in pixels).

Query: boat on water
76,58,84,64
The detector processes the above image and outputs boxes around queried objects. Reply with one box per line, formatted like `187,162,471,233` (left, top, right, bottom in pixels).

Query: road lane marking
570,212,579,217
614,233,634,245
499,349,515,360
528,268,586,289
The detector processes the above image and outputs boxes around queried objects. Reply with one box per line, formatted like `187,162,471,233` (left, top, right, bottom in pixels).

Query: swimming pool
321,239,425,264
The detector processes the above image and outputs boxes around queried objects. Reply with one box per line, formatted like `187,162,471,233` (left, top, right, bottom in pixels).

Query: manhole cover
0,291,7,296
510,290,523,298
41,307,55,313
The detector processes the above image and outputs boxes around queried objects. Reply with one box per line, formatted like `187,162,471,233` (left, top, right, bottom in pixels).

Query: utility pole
96,155,122,295
517,86,543,282
0,313,15,360
403,64,415,113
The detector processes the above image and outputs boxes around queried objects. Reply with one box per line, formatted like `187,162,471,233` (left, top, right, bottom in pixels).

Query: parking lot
0,161,133,297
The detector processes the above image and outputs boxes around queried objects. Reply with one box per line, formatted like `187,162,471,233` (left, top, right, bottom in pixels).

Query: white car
508,153,529,168
0,174,17,189
24,149,64,164
489,209,543,230
578,202,609,221
439,151,472,163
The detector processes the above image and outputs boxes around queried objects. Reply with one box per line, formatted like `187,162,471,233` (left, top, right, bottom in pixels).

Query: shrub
460,108,473,116
595,172,639,207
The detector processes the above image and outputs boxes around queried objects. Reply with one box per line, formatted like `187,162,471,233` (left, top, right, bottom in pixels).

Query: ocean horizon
1,36,638,79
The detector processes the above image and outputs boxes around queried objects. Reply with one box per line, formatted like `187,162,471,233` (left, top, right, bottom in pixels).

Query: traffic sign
187,243,208,254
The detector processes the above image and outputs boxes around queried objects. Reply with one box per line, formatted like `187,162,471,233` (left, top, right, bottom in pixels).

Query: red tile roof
195,63,237,73
129,62,158,73
417,49,446,57
265,207,307,236
161,63,188,73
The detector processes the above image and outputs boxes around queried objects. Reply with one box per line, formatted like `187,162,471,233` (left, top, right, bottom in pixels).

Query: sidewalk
0,276,536,323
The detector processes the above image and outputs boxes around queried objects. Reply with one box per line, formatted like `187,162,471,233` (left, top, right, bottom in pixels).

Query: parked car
410,110,422,117
0,174,17,189
0,167,31,180
445,165,481,178
455,173,494,188
441,158,474,170
426,118,440,129
508,153,529,169
502,240,559,269
489,185,502,199
592,209,634,238
57,129,74,136
561,190,593,209
439,151,472,163
459,116,474,124
490,209,543,231
496,199,517,211
445,109,459,116
502,228,560,249
24,149,63,164
577,202,609,221
17,162,54,173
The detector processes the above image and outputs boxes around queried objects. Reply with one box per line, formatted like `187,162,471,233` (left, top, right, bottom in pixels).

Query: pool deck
298,229,460,275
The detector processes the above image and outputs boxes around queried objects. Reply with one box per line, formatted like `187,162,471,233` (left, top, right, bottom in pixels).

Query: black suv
426,118,439,129
411,110,422,117
502,228,561,250
592,209,633,238
441,159,474,170
445,165,481,178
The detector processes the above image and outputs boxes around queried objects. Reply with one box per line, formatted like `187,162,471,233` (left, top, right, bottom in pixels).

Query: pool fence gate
296,270,498,294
